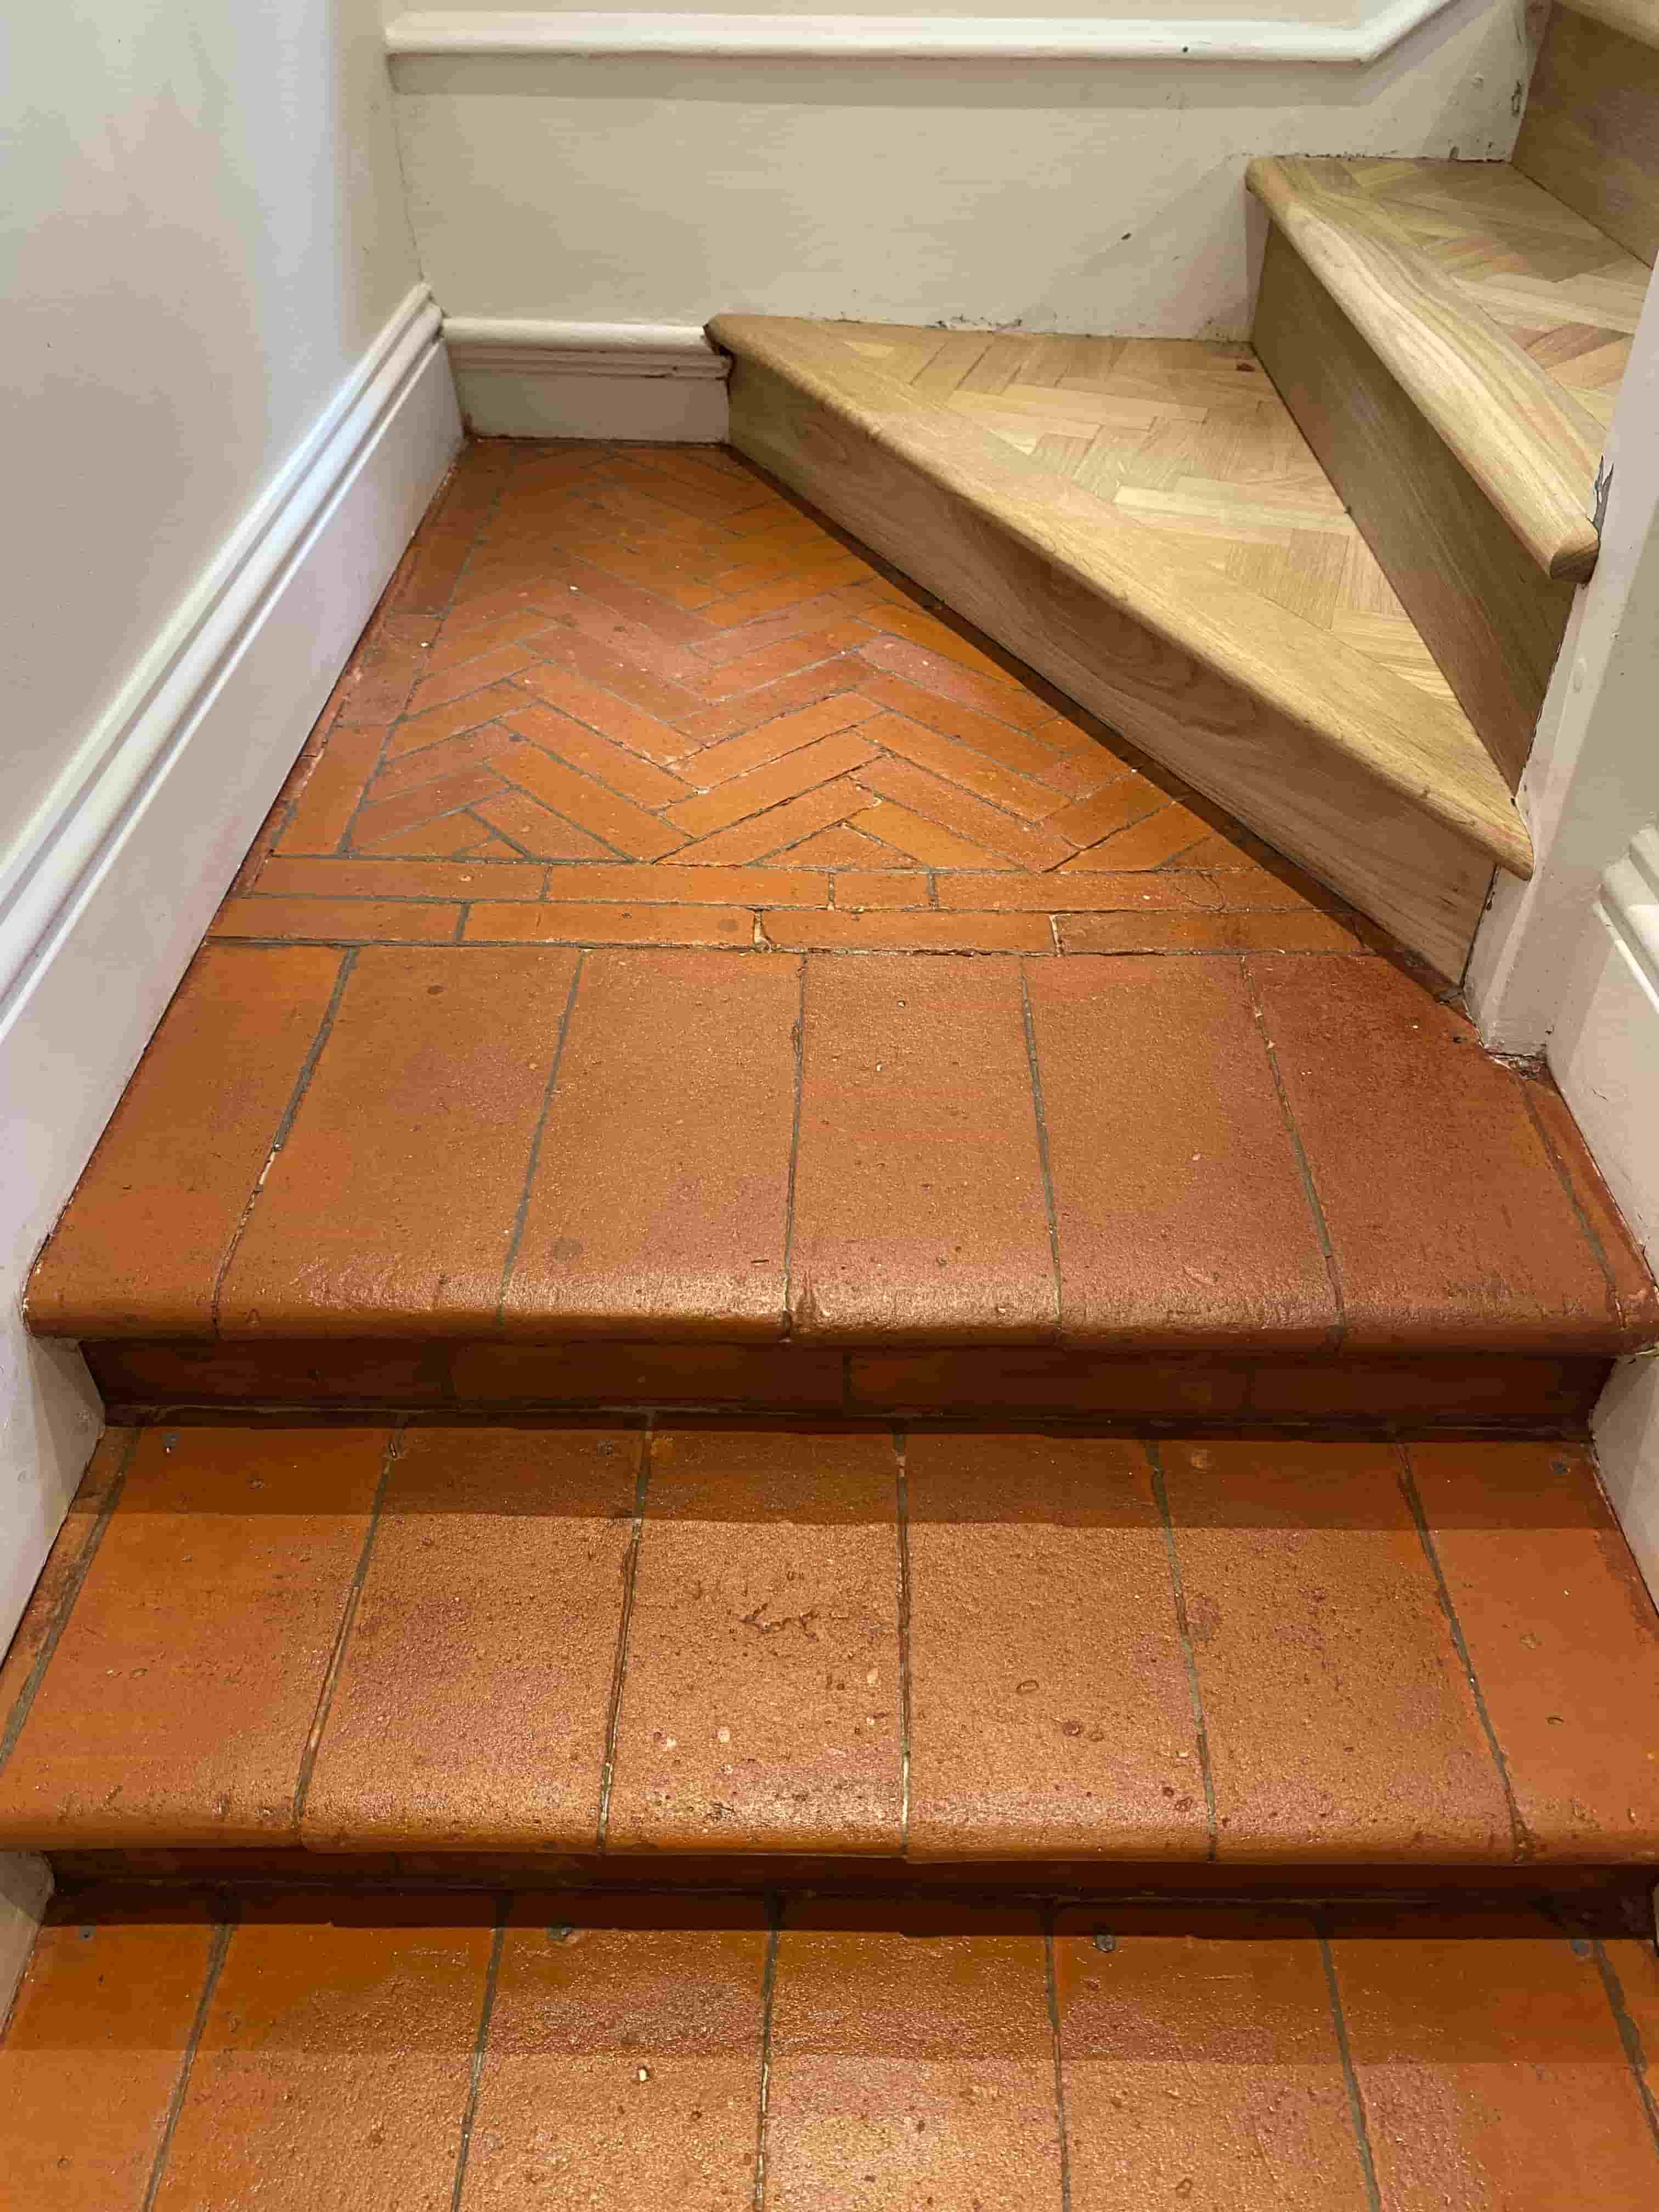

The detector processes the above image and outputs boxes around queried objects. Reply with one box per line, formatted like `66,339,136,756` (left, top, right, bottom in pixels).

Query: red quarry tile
464,901,754,949
860,710,1068,821
0,1427,386,1848
511,661,696,767
766,1902,1063,2211
1601,1934,1659,2106
1041,778,1166,848
904,1431,1206,1859
503,950,798,1339
504,701,693,810
789,953,1056,1340
1060,802,1214,868
1025,958,1339,1350
856,667,1073,778
936,870,1222,912
1059,909,1359,952
365,722,520,803
1329,1909,1659,2210
848,1348,1251,1420
690,621,872,701
1158,1441,1514,1861
606,1425,903,1853
257,857,543,902
151,1896,495,2212
493,738,688,861
26,945,342,1338
1408,1440,1659,1861
302,1425,641,1852
0,1902,219,2212
831,869,930,910
1053,1908,1372,2209
537,861,825,907
673,778,872,865
405,639,538,715
275,724,388,853
665,728,880,839
853,755,1075,869
763,907,1050,952
681,696,881,787
211,896,461,944
467,787,620,861
1249,955,1624,1352
351,766,509,853
673,658,868,747
843,796,1008,869
219,947,580,1336
857,631,1061,732
85,1338,453,1409
461,1897,769,2212
0,1429,132,1729
449,1338,847,1411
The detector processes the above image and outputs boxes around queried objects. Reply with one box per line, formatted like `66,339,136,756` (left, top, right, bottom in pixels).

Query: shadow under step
5,1420,1659,1895
708,312,1531,982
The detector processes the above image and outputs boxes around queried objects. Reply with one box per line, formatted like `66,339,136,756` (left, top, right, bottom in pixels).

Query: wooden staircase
8,4,1659,2202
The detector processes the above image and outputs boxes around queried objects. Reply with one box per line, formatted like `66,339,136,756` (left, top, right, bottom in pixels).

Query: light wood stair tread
710,313,1532,881
1556,0,1659,51
1246,156,1644,580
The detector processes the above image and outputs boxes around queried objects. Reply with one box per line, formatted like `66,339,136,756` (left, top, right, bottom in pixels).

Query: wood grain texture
714,315,1508,979
1516,5,1659,266
1558,0,1659,48
1248,157,1627,579
1252,225,1578,793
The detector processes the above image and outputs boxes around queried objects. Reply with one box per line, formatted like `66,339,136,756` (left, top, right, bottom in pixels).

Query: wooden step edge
1556,0,1659,50
1245,157,1606,583
709,313,1534,882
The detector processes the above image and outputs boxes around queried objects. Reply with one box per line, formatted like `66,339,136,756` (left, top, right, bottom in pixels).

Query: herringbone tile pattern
226,437,1372,955
1269,156,1647,432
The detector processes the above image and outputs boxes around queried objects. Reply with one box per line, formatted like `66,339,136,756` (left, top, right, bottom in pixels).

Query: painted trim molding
385,2,1465,65
442,318,729,379
444,318,729,439
1,284,461,1660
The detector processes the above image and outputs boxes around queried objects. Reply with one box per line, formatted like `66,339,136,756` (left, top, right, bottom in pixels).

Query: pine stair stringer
710,312,1531,982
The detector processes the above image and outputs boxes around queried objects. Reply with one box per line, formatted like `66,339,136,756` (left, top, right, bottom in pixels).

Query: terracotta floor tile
1039,778,1165,849
843,796,1009,869
0,1428,131,1729
1053,1907,1373,2209
365,721,520,803
212,895,462,944
674,778,871,865
302,1425,641,1852
494,737,688,861
936,869,1221,912
0,1427,386,1847
405,639,538,716
220,947,581,1336
665,728,880,839
606,1424,903,1853
275,723,389,853
856,667,1073,779
461,1897,768,2211
464,899,754,949
1062,802,1213,868
848,1347,1252,1420
862,709,1069,821
854,755,1075,870
1329,1909,1659,2210
673,659,868,747
351,765,509,852
1519,1070,1659,1336
789,953,1055,1340
26,945,341,1338
505,700,693,810
502,949,798,1339
685,695,881,788
0,1901,220,2212
832,868,930,910
151,1896,494,2211
468,787,620,861
1408,1440,1659,1860
856,631,1060,732
449,1338,847,1411
1026,958,1339,1350
534,860,823,907
1158,1440,1514,1861
1601,1934,1659,2107
1249,955,1624,1352
764,908,1051,952
257,857,543,902
905,1431,1207,1859
765,1901,1064,2211
511,662,696,767
1059,907,1358,952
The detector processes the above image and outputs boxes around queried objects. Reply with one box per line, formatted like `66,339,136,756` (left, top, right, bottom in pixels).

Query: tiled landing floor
5,1424,1659,1868
6,1890,1657,2210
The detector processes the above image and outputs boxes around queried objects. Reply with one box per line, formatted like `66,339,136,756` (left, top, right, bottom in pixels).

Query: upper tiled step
1246,156,1645,580
10,1887,1659,2211
25,437,1655,1419
5,1422,1659,1876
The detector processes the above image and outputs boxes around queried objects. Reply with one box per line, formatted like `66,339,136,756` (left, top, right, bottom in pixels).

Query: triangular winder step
708,311,1532,981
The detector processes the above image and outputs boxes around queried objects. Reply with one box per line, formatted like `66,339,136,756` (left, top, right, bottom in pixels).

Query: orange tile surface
27,439,1654,1368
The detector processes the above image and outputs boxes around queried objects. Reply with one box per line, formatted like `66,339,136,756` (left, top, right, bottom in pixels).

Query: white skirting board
443,319,730,441
1551,825,1659,1600
0,1855,51,2019
0,284,462,1656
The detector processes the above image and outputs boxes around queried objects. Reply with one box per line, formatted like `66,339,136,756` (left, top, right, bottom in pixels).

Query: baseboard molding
387,1,1466,66
443,319,730,441
1595,1357,1659,1602
0,1855,50,2021
0,283,462,1654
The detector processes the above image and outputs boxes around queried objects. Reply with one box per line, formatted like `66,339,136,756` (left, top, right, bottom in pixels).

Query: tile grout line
208,944,359,1332
596,1419,653,1850
292,1417,406,1829
0,1429,140,1775
893,1426,915,1854
1143,1442,1220,1861
1020,963,1065,1336
1042,1913,1075,2212
1516,1076,1634,1331
139,1913,235,2212
1315,1917,1384,2212
1393,1442,1531,1861
751,1894,783,2212
495,950,586,1324
778,954,809,1335
1590,1936,1659,2157
1240,953,1346,1348
449,1899,511,2212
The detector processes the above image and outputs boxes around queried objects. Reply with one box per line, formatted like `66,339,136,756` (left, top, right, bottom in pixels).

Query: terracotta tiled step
7,1886,1658,2209
5,1424,1659,1879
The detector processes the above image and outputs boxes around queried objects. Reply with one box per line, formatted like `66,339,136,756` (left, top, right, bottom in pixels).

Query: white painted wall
387,0,1528,341
0,0,456,1768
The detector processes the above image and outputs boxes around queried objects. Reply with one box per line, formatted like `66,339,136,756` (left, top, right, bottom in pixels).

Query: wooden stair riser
1517,2,1659,267
1252,226,1578,792
724,350,1497,980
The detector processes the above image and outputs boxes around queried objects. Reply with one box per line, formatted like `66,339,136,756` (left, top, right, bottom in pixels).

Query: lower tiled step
7,1886,1658,2208
4,1420,1659,1881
